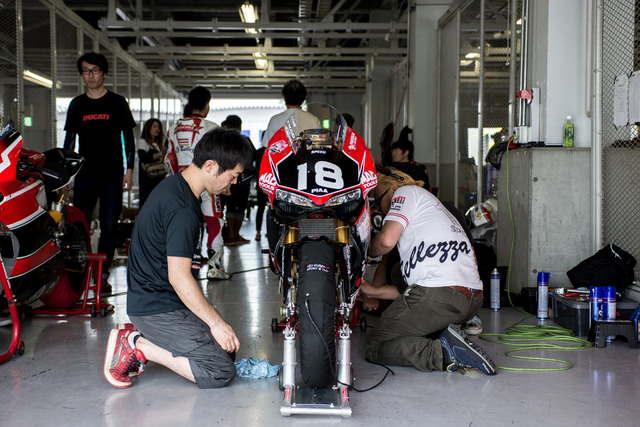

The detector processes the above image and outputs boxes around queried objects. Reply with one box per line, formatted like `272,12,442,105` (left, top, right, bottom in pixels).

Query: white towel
628,71,640,125
614,73,629,128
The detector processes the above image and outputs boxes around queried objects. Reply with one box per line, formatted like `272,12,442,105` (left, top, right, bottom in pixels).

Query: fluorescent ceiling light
239,2,259,34
142,36,156,47
253,52,268,69
465,52,481,59
116,7,129,21
23,69,57,89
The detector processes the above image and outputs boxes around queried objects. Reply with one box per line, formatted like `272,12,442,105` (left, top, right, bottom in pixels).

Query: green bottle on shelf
563,115,574,147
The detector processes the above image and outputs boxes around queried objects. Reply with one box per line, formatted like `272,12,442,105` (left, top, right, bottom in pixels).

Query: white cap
566,115,572,120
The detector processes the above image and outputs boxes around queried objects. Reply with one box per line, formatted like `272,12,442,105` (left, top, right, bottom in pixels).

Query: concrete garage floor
1,219,639,427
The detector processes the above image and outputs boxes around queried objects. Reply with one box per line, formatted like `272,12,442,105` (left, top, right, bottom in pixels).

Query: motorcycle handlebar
17,159,61,181
240,167,259,183
375,165,405,181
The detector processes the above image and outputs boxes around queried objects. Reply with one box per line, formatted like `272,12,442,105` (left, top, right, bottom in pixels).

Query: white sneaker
207,267,231,280
462,315,484,335
206,249,230,280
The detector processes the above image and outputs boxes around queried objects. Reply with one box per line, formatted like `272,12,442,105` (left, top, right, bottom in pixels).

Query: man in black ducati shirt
63,52,137,293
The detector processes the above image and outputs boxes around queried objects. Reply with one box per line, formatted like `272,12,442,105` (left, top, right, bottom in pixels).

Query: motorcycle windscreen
273,149,360,198
41,148,85,191
281,103,348,154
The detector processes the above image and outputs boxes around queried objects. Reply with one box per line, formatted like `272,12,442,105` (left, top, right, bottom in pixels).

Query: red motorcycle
0,123,89,362
259,104,377,417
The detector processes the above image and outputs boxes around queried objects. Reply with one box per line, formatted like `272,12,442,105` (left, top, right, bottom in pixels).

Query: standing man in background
261,79,320,147
165,86,230,280
64,52,137,294
220,115,254,245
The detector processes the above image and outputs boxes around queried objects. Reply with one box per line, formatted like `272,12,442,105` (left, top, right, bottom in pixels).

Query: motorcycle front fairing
0,124,78,304
259,104,377,304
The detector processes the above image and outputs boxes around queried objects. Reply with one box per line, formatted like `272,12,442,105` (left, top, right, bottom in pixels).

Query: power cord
479,314,592,371
304,297,394,392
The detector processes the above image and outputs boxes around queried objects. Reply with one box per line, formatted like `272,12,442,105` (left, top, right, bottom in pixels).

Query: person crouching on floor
103,128,253,388
361,169,497,375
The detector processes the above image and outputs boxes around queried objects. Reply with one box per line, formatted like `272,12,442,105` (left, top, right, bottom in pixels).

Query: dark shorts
130,309,236,388
225,181,251,218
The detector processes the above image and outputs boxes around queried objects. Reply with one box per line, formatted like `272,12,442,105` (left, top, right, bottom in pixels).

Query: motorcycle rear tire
297,240,337,388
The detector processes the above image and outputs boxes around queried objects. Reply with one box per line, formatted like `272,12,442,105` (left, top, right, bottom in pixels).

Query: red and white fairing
0,125,84,305
259,109,377,232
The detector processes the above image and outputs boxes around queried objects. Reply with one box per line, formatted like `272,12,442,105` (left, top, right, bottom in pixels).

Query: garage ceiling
63,0,409,95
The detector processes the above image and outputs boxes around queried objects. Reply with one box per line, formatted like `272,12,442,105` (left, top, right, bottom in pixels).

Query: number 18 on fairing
297,161,344,191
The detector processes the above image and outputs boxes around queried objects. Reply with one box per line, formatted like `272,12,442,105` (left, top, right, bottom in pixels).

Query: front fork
280,306,352,389
336,322,352,386
280,218,352,388
281,326,297,388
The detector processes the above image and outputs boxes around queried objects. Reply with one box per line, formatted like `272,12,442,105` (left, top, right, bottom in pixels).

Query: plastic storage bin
550,292,637,337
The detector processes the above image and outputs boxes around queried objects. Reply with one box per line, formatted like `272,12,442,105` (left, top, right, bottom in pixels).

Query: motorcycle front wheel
297,240,337,388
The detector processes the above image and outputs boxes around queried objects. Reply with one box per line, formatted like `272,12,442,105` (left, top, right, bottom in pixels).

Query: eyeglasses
81,68,102,76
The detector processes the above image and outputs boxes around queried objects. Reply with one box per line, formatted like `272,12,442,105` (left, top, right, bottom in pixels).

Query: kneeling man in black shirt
103,128,253,389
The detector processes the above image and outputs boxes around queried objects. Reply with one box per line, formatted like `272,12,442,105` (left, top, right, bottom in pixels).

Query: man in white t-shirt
260,79,320,148
360,170,496,375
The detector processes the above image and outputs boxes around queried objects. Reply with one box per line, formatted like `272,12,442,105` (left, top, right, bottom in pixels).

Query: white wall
408,1,452,164
530,0,590,147
366,58,395,158
209,102,282,148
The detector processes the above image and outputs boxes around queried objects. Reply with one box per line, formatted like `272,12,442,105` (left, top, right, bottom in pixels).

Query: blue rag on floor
234,358,280,379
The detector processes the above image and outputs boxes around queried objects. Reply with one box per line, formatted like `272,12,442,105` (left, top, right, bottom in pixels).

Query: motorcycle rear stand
27,253,114,318
0,255,24,364
281,384,351,417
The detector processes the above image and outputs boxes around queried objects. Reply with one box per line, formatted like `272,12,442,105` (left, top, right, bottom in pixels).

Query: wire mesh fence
439,0,521,212
601,0,640,281
22,0,53,151
0,2,18,127
2,0,180,153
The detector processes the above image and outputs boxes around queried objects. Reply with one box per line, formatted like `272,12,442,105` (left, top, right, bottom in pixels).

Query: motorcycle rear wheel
39,212,91,308
297,240,337,388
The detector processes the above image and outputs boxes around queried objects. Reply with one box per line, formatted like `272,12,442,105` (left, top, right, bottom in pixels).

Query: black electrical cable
304,297,394,392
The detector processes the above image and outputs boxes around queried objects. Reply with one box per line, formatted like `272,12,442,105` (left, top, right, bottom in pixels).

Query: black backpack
566,244,637,292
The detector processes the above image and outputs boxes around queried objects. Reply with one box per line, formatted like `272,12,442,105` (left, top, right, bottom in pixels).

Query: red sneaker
115,324,147,376
103,329,147,388
116,323,137,331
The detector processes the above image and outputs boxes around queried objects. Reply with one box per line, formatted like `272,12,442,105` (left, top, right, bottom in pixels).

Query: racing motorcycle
259,104,377,417
0,122,89,318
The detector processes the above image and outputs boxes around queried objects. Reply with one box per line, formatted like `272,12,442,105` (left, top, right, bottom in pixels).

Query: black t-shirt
64,91,136,182
127,173,202,316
